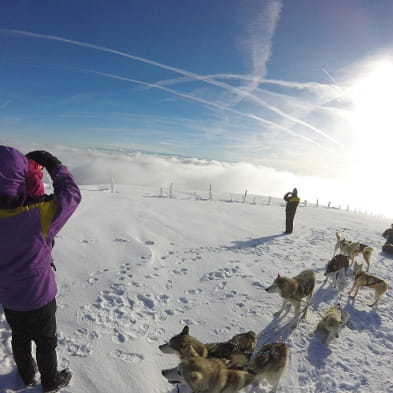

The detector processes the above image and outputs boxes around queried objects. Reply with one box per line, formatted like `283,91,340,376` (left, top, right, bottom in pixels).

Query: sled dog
333,233,359,265
247,340,289,393
324,254,349,288
313,304,350,344
354,243,373,271
265,269,315,328
161,355,255,393
206,331,257,368
333,232,347,257
159,325,208,358
334,233,373,270
159,326,257,368
348,262,387,307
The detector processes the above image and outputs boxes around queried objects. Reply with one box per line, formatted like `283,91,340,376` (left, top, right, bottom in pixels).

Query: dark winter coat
383,227,393,239
284,192,300,214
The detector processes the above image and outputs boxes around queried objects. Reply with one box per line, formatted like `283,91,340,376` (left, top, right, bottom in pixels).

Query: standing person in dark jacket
0,146,81,392
283,188,300,234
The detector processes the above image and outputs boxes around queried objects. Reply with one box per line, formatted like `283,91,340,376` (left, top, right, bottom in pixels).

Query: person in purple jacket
0,146,81,393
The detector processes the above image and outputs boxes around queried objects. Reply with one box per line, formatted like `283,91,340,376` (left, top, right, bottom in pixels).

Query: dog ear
188,345,201,357
181,326,189,335
190,371,202,381
277,273,280,278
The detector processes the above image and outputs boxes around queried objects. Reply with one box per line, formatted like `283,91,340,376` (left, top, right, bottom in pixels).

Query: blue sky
1,0,393,215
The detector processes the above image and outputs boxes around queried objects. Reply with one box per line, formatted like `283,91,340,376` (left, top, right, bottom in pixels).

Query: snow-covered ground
1,184,392,393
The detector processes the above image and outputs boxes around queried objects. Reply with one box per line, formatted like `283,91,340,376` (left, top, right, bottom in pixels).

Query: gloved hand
26,151,62,172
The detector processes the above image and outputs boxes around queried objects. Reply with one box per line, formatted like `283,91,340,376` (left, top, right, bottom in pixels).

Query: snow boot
20,358,38,387
42,369,72,393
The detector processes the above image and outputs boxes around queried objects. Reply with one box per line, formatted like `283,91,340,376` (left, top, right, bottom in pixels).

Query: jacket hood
0,146,28,196
26,159,44,197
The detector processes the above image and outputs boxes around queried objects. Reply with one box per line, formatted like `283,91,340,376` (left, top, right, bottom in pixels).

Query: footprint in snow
110,350,144,363
80,239,95,244
113,238,130,243
146,327,166,342
157,294,171,304
185,288,202,295
214,281,227,291
172,268,189,275
58,332,95,358
137,294,155,309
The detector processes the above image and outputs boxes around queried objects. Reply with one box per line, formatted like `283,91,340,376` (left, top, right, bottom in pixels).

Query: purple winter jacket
0,146,81,311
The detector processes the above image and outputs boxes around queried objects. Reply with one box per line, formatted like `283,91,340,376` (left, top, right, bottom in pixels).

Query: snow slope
1,184,392,393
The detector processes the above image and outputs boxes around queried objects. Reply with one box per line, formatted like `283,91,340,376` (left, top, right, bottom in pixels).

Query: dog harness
355,271,383,286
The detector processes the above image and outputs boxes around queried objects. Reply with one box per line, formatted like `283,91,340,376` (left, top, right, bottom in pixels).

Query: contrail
322,68,339,85
86,69,322,147
1,29,339,145
228,0,283,110
146,73,336,93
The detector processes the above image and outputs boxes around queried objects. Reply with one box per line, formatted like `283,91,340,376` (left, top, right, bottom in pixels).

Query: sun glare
346,60,393,217
351,61,393,147
349,60,393,168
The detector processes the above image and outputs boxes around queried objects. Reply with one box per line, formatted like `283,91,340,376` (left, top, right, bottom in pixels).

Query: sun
349,60,393,167
350,61,393,145
344,60,393,216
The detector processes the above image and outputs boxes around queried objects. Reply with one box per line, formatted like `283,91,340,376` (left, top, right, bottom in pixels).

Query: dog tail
363,247,373,262
336,232,340,240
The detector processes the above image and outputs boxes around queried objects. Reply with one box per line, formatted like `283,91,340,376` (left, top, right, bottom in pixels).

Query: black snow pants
3,298,58,386
285,202,299,234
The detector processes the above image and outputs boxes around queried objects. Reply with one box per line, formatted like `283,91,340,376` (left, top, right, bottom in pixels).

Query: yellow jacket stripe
0,199,58,238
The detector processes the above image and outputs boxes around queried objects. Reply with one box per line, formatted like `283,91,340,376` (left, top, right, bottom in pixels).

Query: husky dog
354,243,373,271
313,304,350,344
161,355,255,393
334,233,360,265
333,232,348,257
247,339,289,393
348,262,388,307
334,233,373,270
159,326,208,358
265,269,315,328
159,326,256,368
206,331,257,368
324,254,349,288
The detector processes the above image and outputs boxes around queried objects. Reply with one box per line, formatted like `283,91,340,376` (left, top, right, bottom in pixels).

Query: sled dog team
160,232,388,393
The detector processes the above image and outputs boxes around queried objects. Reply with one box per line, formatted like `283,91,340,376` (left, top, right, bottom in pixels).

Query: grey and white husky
266,269,315,328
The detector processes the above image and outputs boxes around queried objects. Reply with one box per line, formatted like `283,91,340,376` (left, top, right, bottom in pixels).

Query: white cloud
2,139,391,216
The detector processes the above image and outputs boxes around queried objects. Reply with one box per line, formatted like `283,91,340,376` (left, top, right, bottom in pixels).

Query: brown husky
354,243,373,271
266,269,315,328
348,262,387,307
334,233,373,271
161,339,289,393
159,326,257,368
247,339,289,393
161,355,255,393
206,331,257,369
313,304,350,344
159,326,208,358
